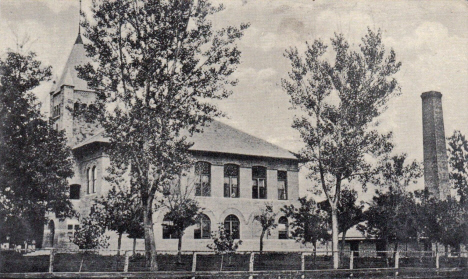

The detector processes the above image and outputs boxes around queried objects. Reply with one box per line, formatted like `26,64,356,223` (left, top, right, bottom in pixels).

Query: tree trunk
143,205,158,271
313,242,317,269
340,230,347,254
133,238,136,255
117,232,122,256
259,230,265,254
177,233,183,264
331,205,339,269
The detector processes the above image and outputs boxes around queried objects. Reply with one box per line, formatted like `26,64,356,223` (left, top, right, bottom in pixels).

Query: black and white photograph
0,0,467,278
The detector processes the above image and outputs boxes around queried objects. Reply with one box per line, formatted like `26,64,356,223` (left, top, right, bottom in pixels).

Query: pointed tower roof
52,34,92,93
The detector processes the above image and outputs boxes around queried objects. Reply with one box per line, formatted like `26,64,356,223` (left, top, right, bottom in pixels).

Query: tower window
92,166,97,193
86,168,90,194
252,166,267,199
70,184,81,200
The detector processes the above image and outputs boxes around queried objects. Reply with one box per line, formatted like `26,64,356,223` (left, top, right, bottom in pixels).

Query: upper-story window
86,168,91,194
195,162,211,197
252,166,267,199
70,184,81,200
194,214,211,239
92,166,97,193
277,170,288,200
224,164,239,198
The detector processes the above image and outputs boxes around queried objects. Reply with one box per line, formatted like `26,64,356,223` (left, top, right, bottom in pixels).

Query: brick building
42,34,302,252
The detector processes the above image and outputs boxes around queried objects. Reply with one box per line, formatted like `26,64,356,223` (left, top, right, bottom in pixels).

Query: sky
1,0,467,196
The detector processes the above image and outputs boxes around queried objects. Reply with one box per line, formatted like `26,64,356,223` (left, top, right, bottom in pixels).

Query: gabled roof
73,121,297,160
51,34,92,93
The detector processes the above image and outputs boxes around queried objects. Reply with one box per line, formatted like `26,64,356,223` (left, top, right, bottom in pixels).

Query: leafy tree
207,224,243,271
71,211,109,250
0,49,74,245
447,130,468,203
359,190,419,259
93,186,142,255
358,154,422,258
417,194,468,256
281,197,330,255
78,0,248,270
282,29,401,268
160,180,202,263
253,203,277,254
320,189,365,253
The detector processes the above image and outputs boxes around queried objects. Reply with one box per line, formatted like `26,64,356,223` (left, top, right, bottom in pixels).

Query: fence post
192,252,197,272
124,251,129,272
435,251,439,269
395,251,400,277
249,252,255,279
301,253,305,271
350,251,354,270
48,249,55,273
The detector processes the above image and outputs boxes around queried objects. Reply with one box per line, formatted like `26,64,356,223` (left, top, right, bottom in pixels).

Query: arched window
278,216,289,239
86,168,91,194
162,216,178,239
70,184,81,200
252,166,267,199
195,162,211,197
224,164,239,198
194,214,211,239
224,215,240,239
92,166,97,193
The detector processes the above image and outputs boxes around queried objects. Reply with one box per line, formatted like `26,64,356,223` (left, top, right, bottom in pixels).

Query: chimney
421,91,450,200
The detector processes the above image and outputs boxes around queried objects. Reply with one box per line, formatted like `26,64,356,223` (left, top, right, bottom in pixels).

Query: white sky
1,0,467,197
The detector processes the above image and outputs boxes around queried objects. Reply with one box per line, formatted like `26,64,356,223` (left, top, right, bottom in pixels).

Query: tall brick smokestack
421,91,450,200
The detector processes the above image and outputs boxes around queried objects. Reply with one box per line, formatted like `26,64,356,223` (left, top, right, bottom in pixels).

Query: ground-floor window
194,214,211,239
278,216,289,239
224,215,240,239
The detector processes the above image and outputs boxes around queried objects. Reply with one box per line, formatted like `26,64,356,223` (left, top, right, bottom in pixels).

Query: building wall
153,152,301,251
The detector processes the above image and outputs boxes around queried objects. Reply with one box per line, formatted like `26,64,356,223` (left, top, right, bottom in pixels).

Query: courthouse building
42,33,301,251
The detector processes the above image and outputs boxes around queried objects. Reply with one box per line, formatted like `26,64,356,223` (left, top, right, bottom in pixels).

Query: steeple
75,0,83,44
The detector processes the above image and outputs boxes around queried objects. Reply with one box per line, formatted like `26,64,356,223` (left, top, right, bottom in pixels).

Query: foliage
359,190,419,250
78,0,248,269
71,211,109,250
373,153,423,193
447,130,468,204
417,194,468,251
93,186,142,253
253,203,277,253
160,179,202,262
0,49,74,243
207,223,243,254
281,197,330,249
281,28,401,268
358,154,422,250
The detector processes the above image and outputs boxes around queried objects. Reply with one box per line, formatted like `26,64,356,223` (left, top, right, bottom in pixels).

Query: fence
1,249,467,277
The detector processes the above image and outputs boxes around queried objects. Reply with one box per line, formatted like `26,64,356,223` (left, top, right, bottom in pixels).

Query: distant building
42,33,302,251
